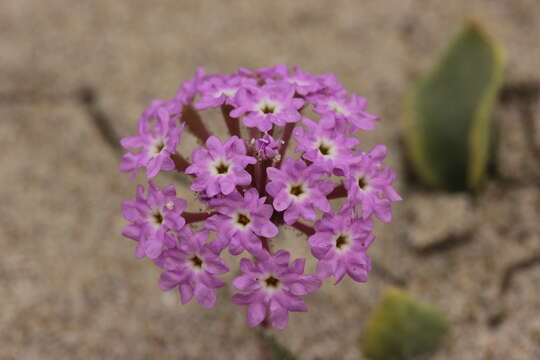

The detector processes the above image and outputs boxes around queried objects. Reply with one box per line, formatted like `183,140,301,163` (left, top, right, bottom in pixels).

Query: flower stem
255,159,264,194
249,127,259,140
261,237,271,253
276,123,295,168
182,211,214,224
247,127,261,188
256,326,271,360
257,159,271,196
182,105,211,143
221,104,240,137
291,221,315,236
171,152,191,172
327,183,347,199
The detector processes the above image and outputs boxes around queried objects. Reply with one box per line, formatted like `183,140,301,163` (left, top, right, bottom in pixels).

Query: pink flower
120,106,184,178
294,117,359,173
232,250,321,329
343,145,402,222
314,72,345,94
230,84,304,132
185,136,256,197
174,67,206,105
195,73,257,110
157,229,229,308
205,189,279,255
312,93,378,132
269,65,322,96
253,64,289,81
309,212,374,283
254,133,280,160
266,159,333,224
122,182,187,259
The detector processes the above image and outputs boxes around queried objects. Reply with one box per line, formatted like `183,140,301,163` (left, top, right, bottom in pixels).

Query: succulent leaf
404,22,505,191
361,288,449,360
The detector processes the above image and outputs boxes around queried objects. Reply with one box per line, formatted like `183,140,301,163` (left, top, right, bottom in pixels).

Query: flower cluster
120,65,401,329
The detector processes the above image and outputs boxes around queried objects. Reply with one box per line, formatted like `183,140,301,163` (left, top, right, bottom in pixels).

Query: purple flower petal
194,283,217,308
247,302,266,327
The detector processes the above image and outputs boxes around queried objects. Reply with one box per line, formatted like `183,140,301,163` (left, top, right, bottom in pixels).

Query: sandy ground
2,1,540,359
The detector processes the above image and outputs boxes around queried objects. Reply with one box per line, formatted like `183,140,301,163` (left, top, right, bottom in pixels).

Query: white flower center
261,274,281,292
150,210,164,227
210,158,232,176
188,254,204,272
214,88,237,98
232,211,252,230
357,175,370,191
288,78,310,86
256,99,281,115
315,138,337,158
328,100,350,116
150,138,166,156
287,182,309,201
333,232,352,253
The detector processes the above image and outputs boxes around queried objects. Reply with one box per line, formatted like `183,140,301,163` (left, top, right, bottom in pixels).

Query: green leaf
404,22,505,191
256,329,296,360
360,288,449,360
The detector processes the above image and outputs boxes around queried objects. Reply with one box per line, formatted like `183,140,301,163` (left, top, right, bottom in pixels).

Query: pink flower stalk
232,250,321,329
119,65,401,330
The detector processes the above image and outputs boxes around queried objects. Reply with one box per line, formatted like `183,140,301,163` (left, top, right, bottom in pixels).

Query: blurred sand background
2,1,540,359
